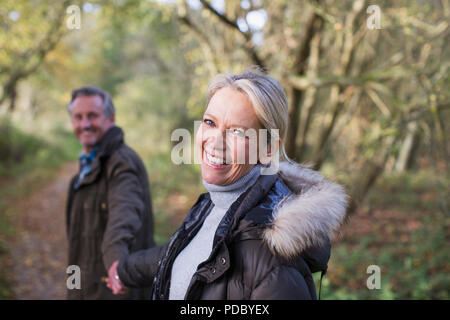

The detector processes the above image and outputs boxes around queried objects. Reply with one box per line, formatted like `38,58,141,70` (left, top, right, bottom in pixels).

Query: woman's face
196,87,262,186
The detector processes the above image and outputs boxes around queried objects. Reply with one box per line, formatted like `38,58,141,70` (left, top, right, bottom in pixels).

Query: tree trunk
312,84,341,169
285,10,323,159
394,121,420,172
348,135,397,215
311,0,366,169
286,88,304,160
296,27,322,162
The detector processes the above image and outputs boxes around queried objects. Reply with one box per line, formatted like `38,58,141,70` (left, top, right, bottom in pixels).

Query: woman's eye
233,129,245,137
203,119,215,127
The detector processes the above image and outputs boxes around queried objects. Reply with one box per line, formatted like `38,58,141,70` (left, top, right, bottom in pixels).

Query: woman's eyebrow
203,113,217,120
203,112,250,130
228,124,249,130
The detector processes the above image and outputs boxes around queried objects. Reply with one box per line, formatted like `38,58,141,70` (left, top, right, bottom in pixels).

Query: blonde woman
107,69,348,300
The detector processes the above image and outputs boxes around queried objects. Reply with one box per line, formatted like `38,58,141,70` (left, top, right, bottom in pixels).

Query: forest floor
1,162,77,299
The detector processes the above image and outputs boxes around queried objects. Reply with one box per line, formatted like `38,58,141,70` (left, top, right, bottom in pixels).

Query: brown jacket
66,126,154,299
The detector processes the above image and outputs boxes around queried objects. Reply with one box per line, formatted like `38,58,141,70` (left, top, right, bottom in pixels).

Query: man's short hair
68,86,115,117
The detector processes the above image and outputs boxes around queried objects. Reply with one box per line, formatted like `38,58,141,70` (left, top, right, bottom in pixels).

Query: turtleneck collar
202,165,261,209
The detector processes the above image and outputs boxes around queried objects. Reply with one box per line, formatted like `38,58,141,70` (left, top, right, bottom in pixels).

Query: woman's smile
203,149,230,169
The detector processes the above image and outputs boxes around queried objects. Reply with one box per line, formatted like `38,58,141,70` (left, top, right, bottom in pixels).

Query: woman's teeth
206,152,227,165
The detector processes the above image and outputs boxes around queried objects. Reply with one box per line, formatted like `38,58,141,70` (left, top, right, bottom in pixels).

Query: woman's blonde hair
206,67,292,163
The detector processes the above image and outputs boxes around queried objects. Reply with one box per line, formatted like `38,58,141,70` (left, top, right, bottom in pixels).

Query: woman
107,69,348,299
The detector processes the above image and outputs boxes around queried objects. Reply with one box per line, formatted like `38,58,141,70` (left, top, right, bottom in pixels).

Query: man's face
70,95,115,153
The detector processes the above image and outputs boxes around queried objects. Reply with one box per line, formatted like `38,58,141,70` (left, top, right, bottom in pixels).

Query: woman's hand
106,260,130,295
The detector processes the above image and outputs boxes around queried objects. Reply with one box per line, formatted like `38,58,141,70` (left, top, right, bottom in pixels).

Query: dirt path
6,162,77,299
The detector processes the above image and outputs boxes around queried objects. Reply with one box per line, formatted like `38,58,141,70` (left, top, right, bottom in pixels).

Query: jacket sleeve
101,153,147,271
249,265,313,300
117,244,168,288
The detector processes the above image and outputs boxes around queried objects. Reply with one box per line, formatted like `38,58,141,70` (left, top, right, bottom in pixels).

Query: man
65,86,154,299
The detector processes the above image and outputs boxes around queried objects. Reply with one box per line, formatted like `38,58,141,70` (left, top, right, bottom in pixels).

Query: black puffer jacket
118,162,348,299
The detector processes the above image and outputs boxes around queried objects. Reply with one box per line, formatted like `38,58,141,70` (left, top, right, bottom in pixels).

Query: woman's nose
209,129,227,151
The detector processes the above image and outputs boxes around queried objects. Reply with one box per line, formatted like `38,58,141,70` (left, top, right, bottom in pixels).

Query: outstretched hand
106,260,130,295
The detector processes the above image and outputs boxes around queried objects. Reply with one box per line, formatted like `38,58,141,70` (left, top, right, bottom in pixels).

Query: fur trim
263,162,349,259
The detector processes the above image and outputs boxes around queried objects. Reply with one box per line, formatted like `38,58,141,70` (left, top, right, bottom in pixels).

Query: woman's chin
201,164,230,185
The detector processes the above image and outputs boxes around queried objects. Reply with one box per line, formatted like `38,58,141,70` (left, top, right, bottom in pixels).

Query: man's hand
106,260,130,295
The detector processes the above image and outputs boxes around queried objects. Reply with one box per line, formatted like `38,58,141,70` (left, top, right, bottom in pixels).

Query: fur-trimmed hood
263,162,349,261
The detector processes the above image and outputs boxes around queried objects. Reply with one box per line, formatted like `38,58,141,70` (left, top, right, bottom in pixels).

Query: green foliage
144,152,203,244
0,118,79,178
0,118,42,176
0,0,66,69
317,170,449,300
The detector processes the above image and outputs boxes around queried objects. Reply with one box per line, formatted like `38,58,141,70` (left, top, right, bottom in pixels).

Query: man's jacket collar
75,126,124,188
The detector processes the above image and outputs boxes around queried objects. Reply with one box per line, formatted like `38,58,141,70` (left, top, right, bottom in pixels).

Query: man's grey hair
67,86,115,118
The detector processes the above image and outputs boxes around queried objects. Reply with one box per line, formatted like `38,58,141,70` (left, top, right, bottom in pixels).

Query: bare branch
178,14,218,75
198,0,249,39
306,0,339,25
288,65,415,90
198,0,265,67
293,9,323,75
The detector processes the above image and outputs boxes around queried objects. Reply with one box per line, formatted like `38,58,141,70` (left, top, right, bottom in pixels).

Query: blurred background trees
174,0,449,215
0,0,448,299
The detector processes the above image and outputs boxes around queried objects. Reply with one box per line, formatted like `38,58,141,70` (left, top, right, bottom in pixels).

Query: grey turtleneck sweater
169,165,261,300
